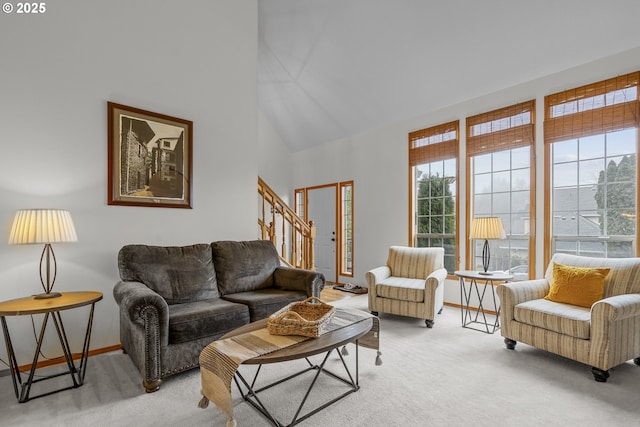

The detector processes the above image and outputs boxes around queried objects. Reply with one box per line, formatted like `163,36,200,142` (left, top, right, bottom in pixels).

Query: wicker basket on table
267,296,335,338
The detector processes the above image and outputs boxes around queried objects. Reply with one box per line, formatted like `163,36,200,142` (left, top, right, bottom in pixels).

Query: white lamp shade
469,217,506,240
8,209,78,245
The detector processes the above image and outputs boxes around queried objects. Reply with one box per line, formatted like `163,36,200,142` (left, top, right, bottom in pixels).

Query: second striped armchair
497,253,640,382
366,246,447,328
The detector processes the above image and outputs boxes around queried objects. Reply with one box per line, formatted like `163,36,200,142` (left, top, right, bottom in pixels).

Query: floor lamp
8,209,78,299
469,217,506,275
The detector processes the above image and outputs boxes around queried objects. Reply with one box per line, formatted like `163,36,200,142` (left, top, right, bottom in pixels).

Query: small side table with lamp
456,217,511,334
1,209,102,402
454,270,512,334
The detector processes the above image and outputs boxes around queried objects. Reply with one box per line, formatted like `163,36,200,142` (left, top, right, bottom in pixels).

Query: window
409,121,459,274
294,188,307,267
545,72,639,261
340,181,354,276
294,189,305,221
467,101,535,278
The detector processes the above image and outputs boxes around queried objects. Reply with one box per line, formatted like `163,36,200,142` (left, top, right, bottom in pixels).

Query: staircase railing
258,177,315,270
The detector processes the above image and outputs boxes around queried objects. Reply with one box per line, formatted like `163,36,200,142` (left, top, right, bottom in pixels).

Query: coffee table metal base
234,343,359,427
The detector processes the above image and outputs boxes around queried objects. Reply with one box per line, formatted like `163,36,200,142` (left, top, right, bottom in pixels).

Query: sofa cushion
212,240,280,295
545,262,610,308
375,277,425,303
168,298,249,344
514,298,591,339
222,289,307,321
118,244,219,304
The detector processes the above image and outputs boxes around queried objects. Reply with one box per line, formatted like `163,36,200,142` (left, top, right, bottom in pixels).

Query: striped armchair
497,253,640,382
366,246,447,328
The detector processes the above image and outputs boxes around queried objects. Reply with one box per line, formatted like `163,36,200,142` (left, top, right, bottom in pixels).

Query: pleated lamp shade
9,209,78,245
469,217,506,240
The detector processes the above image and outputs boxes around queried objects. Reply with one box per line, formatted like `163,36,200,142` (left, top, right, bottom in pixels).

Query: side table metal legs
459,277,500,334
1,302,97,403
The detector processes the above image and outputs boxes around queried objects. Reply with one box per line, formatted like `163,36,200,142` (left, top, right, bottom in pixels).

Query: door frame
295,181,354,285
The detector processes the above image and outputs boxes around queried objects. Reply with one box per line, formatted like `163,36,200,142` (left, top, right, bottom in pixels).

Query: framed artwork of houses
107,102,193,208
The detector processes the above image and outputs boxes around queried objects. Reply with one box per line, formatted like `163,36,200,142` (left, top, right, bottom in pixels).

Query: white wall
0,1,258,365
258,110,293,203
292,47,640,307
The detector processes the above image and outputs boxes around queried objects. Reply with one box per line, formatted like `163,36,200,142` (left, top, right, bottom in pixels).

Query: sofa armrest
590,293,640,369
113,281,170,347
273,266,325,297
425,268,447,291
366,266,390,312
592,293,640,321
496,279,550,321
113,281,170,389
365,266,391,289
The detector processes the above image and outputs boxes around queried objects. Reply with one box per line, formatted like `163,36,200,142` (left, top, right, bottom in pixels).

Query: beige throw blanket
199,308,380,427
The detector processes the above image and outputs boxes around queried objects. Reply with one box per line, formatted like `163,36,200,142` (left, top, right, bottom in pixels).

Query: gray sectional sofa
113,240,325,392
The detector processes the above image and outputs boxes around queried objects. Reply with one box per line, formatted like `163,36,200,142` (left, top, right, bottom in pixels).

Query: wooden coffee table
220,313,373,426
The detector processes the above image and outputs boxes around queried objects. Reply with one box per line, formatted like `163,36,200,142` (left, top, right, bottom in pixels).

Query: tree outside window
415,160,456,273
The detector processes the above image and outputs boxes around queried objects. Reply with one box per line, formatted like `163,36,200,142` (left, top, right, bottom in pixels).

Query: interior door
307,186,337,284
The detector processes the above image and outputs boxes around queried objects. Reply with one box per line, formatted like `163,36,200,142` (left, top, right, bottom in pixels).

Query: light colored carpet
1,296,639,426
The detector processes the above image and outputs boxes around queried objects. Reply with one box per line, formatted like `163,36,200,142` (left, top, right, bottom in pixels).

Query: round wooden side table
0,291,103,402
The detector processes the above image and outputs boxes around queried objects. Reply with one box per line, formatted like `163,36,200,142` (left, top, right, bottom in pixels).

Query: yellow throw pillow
544,262,610,308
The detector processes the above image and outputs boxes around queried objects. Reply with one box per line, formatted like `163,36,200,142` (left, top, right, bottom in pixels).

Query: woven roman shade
466,100,535,156
544,71,640,144
409,120,459,166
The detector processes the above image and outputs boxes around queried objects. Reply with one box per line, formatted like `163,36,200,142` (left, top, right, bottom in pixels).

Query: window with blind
466,101,535,279
409,121,459,274
545,72,639,260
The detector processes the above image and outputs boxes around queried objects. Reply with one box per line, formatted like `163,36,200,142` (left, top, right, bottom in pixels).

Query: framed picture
107,102,193,208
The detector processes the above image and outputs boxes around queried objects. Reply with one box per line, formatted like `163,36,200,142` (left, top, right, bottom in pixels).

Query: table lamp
469,217,506,275
8,209,78,299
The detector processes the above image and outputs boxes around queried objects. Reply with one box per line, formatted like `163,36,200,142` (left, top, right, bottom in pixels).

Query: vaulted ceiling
258,0,640,152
